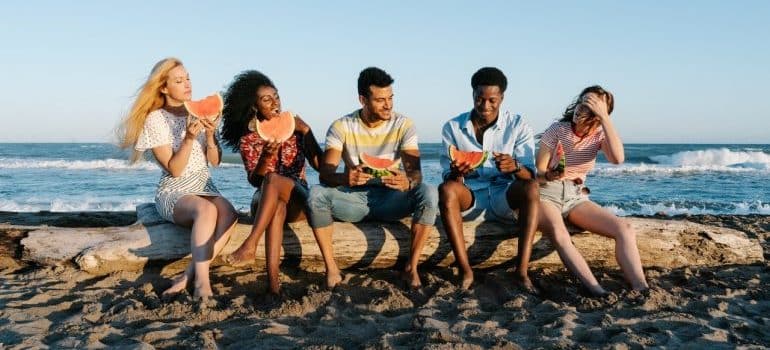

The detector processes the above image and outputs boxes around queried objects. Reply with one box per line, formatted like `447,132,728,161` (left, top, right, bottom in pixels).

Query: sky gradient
1,1,768,143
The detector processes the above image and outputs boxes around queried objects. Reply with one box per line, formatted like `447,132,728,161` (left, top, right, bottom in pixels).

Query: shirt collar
462,110,507,132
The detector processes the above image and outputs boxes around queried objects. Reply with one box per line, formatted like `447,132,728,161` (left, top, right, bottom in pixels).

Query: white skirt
154,168,221,223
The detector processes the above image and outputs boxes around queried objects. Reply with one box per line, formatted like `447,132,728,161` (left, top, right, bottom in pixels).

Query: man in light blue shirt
439,67,540,292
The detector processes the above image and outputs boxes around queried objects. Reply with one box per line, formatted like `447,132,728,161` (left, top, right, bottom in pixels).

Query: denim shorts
461,183,517,224
539,180,590,217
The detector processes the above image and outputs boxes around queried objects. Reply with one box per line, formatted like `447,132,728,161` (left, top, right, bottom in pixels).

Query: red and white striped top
541,121,605,182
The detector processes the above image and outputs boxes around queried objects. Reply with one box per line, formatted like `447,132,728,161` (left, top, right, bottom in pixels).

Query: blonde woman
119,58,237,299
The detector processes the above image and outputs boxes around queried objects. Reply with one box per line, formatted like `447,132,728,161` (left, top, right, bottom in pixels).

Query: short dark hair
471,67,507,92
357,67,394,98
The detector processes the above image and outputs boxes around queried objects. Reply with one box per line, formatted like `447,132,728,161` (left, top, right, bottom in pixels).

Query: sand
1,212,769,349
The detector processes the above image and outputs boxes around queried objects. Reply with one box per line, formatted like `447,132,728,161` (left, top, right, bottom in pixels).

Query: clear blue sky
1,1,768,143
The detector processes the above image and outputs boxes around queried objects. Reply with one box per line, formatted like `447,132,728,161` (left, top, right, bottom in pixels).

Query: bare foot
194,284,214,299
223,247,256,267
402,268,422,290
326,269,343,289
161,273,189,297
460,270,474,290
512,274,540,295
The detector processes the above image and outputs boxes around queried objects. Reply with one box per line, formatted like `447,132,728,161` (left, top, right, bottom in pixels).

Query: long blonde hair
118,57,184,162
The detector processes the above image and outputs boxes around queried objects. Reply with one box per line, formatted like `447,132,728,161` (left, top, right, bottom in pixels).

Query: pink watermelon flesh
184,93,223,120
360,153,400,170
256,111,295,142
448,145,487,169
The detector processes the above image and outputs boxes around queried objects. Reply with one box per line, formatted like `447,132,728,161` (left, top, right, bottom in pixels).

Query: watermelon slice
256,110,296,142
448,145,487,169
547,142,566,172
184,93,223,121
360,153,401,177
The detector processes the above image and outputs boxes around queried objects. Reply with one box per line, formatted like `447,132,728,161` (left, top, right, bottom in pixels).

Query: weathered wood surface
19,203,764,275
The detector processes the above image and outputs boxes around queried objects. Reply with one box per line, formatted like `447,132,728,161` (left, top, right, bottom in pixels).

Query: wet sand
1,213,769,349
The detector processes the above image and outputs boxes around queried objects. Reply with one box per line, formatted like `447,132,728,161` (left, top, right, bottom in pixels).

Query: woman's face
255,86,281,119
162,65,192,104
573,92,602,135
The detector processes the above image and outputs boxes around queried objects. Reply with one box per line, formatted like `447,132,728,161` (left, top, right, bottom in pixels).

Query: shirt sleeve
440,121,455,181
512,116,537,176
240,132,266,187
135,111,172,151
399,118,419,151
540,122,559,151
324,119,345,151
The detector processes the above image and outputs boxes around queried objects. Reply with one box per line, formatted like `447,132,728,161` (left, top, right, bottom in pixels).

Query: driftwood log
18,203,764,275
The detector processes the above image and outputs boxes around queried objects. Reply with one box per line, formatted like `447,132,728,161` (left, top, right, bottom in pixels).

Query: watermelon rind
359,153,401,178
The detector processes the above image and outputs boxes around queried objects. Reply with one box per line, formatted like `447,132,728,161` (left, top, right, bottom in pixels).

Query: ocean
1,143,769,216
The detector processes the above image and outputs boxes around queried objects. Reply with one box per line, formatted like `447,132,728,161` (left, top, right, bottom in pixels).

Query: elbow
610,155,624,165
169,170,184,178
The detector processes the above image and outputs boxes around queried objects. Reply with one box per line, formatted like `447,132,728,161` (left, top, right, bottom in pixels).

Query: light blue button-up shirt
440,110,536,191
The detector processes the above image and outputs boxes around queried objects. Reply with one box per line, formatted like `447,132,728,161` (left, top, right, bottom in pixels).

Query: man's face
360,85,393,121
473,85,504,120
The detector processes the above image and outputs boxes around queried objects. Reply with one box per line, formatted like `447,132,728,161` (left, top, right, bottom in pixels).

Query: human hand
262,140,281,157
184,119,204,141
347,165,373,187
200,118,218,139
583,94,610,121
381,169,410,191
492,152,519,174
544,168,566,181
449,159,475,179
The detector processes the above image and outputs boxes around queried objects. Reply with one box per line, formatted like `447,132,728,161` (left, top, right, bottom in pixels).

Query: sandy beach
1,212,769,349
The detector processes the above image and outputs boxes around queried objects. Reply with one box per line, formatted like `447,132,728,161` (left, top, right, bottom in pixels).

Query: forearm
205,136,222,166
600,118,625,163
302,130,323,171
319,171,348,187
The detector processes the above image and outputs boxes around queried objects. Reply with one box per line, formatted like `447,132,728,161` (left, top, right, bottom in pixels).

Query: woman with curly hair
220,70,322,295
118,58,237,300
536,85,649,297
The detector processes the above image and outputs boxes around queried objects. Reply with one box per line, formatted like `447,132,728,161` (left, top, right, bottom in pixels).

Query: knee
414,183,439,209
195,201,218,222
523,179,540,199
308,185,331,210
438,181,460,205
616,221,636,242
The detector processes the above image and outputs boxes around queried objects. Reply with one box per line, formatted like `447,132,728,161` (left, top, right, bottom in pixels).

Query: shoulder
442,111,469,131
545,121,570,133
392,111,415,127
502,111,531,129
145,109,166,123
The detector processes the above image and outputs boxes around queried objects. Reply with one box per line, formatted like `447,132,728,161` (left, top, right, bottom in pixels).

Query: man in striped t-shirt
307,67,438,289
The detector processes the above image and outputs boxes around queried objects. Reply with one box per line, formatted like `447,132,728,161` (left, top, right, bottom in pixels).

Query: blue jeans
307,183,439,228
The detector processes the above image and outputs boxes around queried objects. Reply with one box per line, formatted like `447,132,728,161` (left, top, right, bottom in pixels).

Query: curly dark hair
220,70,275,152
357,67,394,98
559,85,615,123
471,67,507,92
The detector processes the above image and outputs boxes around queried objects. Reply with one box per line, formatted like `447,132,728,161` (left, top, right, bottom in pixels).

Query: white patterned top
135,109,209,176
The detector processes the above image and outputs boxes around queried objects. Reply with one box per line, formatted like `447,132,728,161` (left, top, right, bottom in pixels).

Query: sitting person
536,85,649,296
219,70,322,295
119,57,237,299
307,67,439,289
439,67,540,291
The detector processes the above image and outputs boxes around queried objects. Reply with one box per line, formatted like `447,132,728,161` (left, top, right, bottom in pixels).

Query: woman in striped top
535,86,649,297
119,58,238,300
220,70,322,295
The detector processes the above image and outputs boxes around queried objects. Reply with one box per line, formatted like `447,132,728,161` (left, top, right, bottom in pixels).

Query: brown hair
559,85,615,123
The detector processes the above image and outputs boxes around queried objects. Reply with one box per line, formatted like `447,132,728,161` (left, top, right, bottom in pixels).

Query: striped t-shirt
540,121,606,182
325,109,419,169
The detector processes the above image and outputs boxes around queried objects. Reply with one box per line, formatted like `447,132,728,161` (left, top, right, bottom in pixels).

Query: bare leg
311,225,342,288
404,223,430,289
265,202,287,294
538,201,607,296
567,201,649,290
506,179,540,292
438,181,474,289
226,173,295,265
